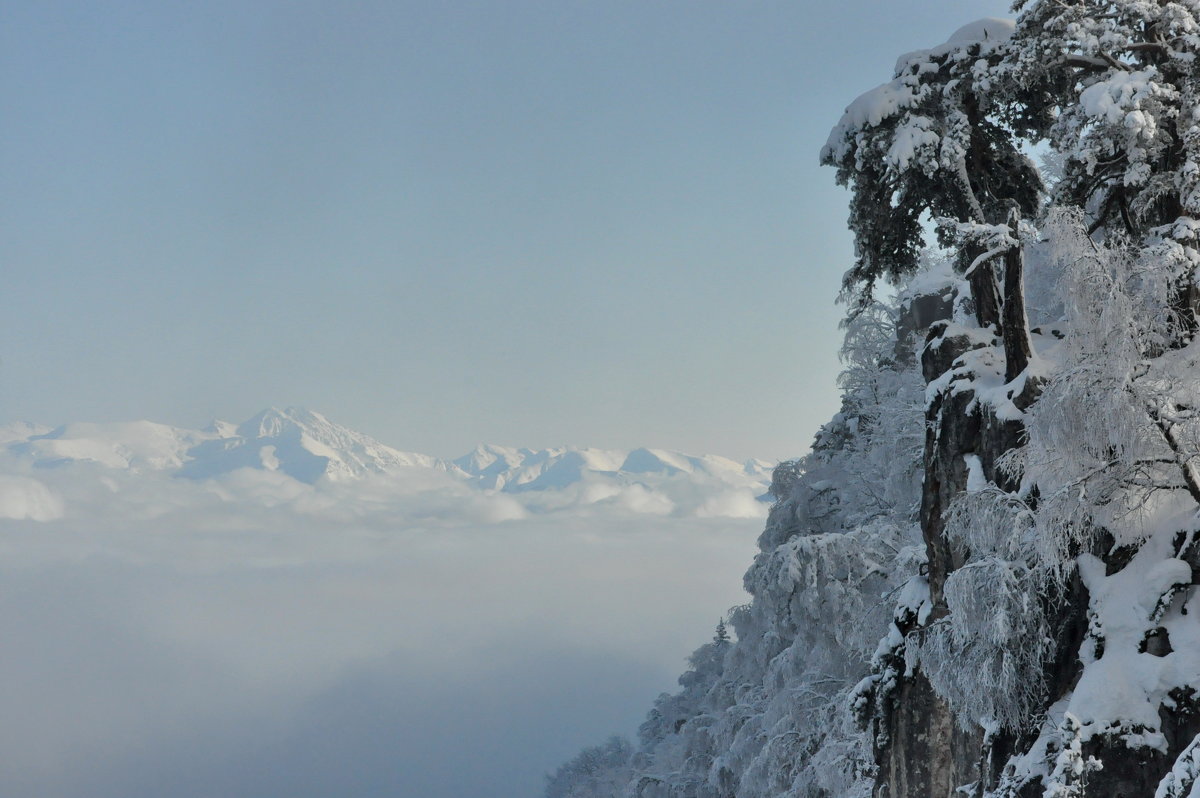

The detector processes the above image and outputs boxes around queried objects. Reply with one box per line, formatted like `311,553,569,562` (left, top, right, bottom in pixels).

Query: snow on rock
1070,523,1200,751
897,257,963,304
963,454,987,493
922,320,1058,423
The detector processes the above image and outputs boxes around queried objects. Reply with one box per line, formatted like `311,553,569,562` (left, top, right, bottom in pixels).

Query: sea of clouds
0,455,761,797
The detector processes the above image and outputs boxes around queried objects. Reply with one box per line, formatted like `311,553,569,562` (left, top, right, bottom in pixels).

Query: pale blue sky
3,0,1008,462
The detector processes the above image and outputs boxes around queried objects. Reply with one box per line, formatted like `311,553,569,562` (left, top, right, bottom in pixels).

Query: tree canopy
550,3,1200,796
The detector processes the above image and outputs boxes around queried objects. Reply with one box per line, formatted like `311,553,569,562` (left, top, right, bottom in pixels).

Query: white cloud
696,488,768,519
0,458,762,798
0,476,63,521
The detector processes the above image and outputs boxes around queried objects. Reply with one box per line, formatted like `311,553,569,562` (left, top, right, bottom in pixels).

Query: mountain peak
0,413,773,512
235,406,327,440
182,407,436,483
450,443,771,496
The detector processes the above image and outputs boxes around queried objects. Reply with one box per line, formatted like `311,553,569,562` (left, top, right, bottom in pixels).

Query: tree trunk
1001,210,1033,383
965,243,1001,331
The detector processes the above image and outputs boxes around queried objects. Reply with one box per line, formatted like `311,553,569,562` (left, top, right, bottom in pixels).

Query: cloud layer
0,453,762,797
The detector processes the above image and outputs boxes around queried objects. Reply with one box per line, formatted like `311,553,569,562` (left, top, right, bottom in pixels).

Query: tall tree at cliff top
547,3,1200,796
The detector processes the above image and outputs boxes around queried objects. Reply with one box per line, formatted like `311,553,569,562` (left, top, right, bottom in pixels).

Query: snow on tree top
945,17,1015,46
892,16,1013,75
1078,67,1171,128
822,17,1015,163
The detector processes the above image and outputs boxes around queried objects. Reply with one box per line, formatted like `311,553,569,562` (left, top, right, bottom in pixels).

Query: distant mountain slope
11,420,214,472
0,409,773,518
178,407,438,483
452,443,771,494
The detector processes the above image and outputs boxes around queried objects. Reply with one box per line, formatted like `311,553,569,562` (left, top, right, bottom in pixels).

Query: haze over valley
0,407,767,797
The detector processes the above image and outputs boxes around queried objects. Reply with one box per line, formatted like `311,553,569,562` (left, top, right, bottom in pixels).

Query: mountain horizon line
1,405,777,493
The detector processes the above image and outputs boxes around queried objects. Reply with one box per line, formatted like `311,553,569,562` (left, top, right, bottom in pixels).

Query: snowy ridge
11,420,216,472
453,443,771,494
180,407,438,482
0,409,774,520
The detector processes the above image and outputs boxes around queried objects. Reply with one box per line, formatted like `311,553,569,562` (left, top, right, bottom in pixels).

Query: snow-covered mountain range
0,408,773,521
452,442,771,493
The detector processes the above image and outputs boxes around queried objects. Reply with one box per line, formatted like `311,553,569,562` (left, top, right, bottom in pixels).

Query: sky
0,3,1021,797
1,0,1011,463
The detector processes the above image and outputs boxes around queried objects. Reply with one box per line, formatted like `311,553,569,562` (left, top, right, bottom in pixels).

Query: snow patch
1067,525,1200,750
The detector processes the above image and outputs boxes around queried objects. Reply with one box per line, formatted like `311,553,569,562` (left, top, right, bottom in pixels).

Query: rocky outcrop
873,262,1038,796
872,255,1200,798
875,666,982,798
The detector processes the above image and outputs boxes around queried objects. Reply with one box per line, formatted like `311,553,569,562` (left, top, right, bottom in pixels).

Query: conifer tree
552,5,1200,796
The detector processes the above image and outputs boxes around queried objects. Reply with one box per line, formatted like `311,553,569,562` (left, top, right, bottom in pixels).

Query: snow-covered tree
551,4,1200,796
544,736,633,798
821,17,1041,320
